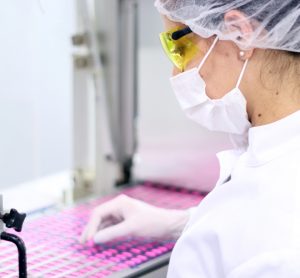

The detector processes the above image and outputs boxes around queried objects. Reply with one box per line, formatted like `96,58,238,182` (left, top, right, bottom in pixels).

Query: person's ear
224,10,255,60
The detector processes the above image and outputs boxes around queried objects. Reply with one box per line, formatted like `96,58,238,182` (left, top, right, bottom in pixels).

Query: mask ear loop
197,36,219,71
236,59,249,88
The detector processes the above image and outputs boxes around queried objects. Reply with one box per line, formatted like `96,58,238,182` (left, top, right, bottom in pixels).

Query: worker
81,0,300,277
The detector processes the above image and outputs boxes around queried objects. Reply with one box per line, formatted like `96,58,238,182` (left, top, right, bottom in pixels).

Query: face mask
169,37,251,136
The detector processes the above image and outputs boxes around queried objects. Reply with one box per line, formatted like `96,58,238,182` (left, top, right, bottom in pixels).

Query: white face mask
169,37,251,136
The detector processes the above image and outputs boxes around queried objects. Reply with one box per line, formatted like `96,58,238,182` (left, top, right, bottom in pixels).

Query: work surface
0,182,205,277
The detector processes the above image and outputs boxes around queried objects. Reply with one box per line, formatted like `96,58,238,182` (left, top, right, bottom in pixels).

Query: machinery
72,0,139,197
0,195,27,278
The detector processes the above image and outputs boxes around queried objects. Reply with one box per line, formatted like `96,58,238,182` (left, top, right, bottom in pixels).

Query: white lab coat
168,110,300,278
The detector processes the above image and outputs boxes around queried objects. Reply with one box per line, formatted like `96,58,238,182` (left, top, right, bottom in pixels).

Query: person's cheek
184,55,202,71
172,67,181,76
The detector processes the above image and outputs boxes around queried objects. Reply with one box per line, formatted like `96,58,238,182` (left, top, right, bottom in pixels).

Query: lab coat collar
246,110,300,166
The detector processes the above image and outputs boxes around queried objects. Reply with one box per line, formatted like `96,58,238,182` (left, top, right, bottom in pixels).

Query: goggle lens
159,27,199,71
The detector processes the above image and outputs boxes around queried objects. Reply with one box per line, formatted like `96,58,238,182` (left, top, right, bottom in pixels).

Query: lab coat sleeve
180,206,197,236
188,206,197,217
227,249,300,278
167,223,227,278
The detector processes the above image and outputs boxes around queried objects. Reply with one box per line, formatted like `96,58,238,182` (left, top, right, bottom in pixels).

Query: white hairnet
154,0,300,53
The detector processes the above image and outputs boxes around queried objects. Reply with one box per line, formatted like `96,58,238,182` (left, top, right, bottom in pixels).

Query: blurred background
0,0,231,211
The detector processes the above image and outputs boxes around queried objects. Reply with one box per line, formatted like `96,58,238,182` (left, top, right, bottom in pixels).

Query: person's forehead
161,15,186,30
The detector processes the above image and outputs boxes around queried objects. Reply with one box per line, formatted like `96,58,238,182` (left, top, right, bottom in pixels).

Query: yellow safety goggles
159,27,199,71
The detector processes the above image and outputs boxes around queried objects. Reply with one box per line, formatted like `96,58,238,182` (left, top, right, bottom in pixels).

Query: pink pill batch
0,182,205,277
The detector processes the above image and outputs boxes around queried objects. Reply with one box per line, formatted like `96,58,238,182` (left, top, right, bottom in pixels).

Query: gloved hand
80,194,190,244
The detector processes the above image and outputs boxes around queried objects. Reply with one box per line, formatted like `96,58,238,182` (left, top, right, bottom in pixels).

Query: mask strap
236,59,249,88
197,36,219,71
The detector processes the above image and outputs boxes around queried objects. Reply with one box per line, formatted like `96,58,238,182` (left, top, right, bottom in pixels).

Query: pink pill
110,257,122,262
132,258,142,264
118,245,127,251
123,252,133,258
101,250,110,256
145,251,156,257
95,253,106,259
101,270,112,275
152,248,163,255
137,246,147,252
131,248,141,254
116,254,127,260
110,264,128,272
107,248,117,255
137,255,147,261
158,246,168,253
126,260,137,267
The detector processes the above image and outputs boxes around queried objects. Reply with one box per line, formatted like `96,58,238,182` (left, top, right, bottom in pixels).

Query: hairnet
154,0,300,53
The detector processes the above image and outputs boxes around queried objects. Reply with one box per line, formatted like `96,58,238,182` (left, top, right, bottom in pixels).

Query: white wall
0,0,75,188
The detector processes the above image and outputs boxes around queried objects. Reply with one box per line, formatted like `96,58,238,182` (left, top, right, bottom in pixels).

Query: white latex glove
80,194,190,244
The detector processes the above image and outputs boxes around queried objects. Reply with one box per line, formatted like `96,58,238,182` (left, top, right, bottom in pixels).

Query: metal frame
0,195,3,233
72,0,139,196
94,0,138,183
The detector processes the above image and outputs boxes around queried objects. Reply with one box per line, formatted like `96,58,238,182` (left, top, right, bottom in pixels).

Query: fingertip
79,232,87,244
93,234,103,244
78,234,86,244
93,232,110,244
86,230,96,242
93,222,130,244
79,226,89,243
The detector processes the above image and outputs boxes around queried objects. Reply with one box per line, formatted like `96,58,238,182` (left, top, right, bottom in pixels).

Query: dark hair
288,51,300,57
